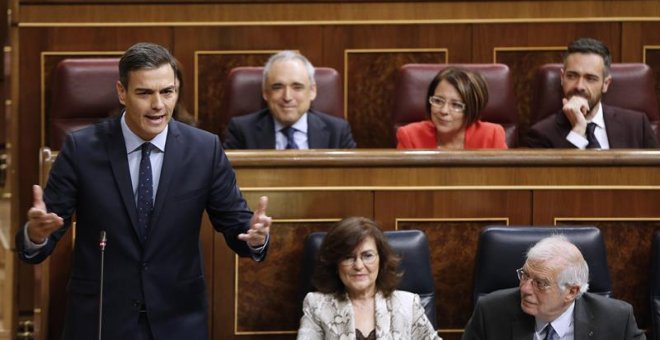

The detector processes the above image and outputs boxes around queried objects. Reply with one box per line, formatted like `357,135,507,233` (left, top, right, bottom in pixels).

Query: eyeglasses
340,251,378,267
516,268,552,291
428,96,466,113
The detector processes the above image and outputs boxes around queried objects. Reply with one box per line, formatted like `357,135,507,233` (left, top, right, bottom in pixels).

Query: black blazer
462,288,645,340
526,104,658,148
16,117,264,339
223,108,357,149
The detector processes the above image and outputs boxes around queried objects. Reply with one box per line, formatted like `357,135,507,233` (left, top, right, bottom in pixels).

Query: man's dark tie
586,122,601,149
544,324,557,340
137,142,154,242
281,126,299,149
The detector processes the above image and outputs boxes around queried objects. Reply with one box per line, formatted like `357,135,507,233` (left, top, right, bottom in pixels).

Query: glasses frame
339,251,379,267
516,267,553,292
428,96,466,113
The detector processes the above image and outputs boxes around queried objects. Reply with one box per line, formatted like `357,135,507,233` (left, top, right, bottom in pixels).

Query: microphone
98,231,107,340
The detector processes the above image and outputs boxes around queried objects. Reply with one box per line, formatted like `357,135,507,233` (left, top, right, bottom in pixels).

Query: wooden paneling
346,49,447,147
16,1,660,23
495,49,564,137
195,51,273,139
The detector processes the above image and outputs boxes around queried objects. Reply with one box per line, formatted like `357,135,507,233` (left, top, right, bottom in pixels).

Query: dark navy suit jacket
526,104,658,148
223,108,356,149
462,288,645,340
16,117,263,339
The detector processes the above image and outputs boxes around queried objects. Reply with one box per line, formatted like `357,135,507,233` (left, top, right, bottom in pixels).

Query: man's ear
602,75,612,94
564,285,581,303
309,83,317,101
560,68,565,87
116,80,127,105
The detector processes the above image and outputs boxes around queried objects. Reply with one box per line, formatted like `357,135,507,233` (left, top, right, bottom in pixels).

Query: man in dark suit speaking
16,42,271,339
462,235,645,340
526,38,657,149
224,50,356,149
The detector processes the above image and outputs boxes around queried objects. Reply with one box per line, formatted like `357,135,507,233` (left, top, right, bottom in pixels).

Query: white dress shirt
565,103,610,149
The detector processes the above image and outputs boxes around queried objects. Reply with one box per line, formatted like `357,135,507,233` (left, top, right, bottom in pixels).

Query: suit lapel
255,111,276,149
333,294,356,338
511,312,535,340
602,106,625,148
106,117,142,242
307,111,329,149
573,298,595,338
374,291,391,338
149,120,182,240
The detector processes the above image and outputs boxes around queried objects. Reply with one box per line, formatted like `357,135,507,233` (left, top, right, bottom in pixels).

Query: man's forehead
266,60,310,83
127,65,176,88
524,259,560,278
564,53,606,71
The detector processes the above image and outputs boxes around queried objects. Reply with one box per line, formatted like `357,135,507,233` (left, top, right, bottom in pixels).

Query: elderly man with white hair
462,235,645,340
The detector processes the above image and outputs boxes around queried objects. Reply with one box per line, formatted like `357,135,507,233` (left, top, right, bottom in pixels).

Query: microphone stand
98,231,107,340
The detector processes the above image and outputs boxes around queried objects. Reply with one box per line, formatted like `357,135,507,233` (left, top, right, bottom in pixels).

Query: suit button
142,262,149,270
133,300,142,308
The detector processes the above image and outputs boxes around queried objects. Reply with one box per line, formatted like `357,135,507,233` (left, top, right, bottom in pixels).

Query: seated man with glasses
462,235,645,340
396,67,507,149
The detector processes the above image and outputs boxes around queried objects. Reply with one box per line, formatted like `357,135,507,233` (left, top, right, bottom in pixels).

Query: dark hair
119,42,178,89
425,67,489,127
564,38,611,76
312,217,401,300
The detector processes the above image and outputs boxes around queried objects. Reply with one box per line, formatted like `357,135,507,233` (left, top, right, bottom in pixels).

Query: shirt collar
274,112,308,133
121,112,168,153
588,102,606,129
535,300,575,338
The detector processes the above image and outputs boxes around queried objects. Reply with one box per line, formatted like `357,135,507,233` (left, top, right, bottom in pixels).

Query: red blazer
396,120,508,149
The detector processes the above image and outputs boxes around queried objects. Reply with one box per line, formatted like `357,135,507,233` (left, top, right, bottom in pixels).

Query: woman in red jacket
396,67,508,149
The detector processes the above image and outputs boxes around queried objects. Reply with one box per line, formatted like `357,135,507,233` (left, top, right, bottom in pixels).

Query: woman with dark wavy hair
396,67,507,149
297,217,440,339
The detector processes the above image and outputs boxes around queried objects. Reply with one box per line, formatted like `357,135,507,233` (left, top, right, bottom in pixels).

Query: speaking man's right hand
26,185,63,244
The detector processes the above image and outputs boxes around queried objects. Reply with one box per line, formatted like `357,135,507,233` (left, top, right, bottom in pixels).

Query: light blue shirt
120,113,167,204
534,301,575,340
274,112,309,149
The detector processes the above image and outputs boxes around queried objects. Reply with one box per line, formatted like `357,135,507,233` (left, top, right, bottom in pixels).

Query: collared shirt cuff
23,223,47,258
566,131,588,149
249,233,269,254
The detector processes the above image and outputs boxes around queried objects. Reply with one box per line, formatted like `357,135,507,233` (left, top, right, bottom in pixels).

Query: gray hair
262,50,316,90
526,235,590,297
